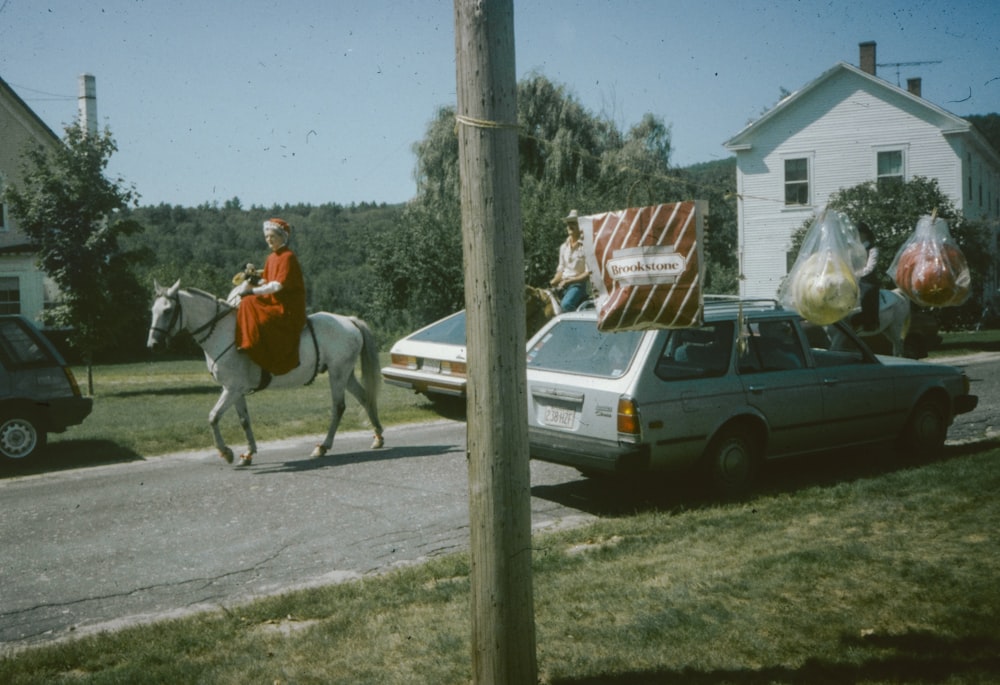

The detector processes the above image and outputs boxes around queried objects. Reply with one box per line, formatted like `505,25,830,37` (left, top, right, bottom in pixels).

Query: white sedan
381,311,468,400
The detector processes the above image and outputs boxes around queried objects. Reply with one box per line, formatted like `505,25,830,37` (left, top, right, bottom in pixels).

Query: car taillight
617,397,641,436
391,354,418,370
63,366,83,397
441,361,467,376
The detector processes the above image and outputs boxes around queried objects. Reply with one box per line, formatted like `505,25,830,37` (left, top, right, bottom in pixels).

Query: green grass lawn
26,353,447,474
2,441,998,683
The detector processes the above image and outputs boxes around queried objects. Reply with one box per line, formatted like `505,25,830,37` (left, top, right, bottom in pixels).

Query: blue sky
2,0,997,208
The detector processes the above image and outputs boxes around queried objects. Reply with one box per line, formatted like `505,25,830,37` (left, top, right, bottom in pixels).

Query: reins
185,289,236,344
152,289,238,364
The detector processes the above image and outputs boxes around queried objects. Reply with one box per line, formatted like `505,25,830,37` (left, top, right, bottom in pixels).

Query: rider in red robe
235,218,307,375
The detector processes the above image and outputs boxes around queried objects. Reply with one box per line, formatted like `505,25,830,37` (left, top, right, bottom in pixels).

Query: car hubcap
915,410,942,443
719,441,749,481
0,420,36,459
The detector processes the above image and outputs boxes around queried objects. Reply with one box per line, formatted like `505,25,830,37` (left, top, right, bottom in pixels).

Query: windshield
408,311,466,346
527,319,643,378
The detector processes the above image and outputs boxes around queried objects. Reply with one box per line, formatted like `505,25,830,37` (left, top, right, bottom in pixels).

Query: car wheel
899,398,946,461
0,415,47,461
704,427,758,498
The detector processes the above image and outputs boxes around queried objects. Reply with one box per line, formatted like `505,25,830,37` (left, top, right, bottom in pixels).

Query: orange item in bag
891,215,970,308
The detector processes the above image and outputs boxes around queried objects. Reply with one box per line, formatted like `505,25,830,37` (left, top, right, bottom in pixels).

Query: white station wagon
525,297,978,495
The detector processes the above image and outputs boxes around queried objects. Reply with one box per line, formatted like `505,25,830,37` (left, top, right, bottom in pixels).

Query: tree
790,176,993,329
3,122,146,391
370,74,684,330
967,113,1000,154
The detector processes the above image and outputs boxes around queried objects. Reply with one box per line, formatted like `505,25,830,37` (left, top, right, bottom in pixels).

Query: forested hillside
125,158,737,353
122,74,740,358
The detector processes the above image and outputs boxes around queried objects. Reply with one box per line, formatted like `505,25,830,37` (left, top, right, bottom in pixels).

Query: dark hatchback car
0,315,92,462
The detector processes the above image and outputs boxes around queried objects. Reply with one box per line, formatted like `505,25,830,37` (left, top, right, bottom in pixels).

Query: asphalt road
0,420,596,652
1,352,997,654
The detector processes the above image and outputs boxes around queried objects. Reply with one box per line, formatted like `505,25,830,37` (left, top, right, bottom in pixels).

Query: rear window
526,319,642,378
408,311,466,346
0,318,54,369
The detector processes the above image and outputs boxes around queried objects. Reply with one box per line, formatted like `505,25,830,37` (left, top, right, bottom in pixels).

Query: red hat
263,218,291,238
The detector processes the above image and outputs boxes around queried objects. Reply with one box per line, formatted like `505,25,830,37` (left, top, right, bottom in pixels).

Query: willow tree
3,122,145,391
370,74,679,333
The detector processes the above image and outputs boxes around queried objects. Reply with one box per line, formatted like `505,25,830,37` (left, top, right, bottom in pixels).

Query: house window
876,149,904,187
0,278,20,315
784,158,809,205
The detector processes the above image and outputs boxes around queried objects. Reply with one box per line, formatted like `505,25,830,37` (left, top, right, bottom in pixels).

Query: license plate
543,405,576,429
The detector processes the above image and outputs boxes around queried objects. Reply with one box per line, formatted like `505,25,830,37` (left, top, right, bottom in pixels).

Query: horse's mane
185,286,234,308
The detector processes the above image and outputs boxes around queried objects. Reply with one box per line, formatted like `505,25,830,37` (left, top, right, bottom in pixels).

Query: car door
737,318,824,457
638,321,745,470
802,320,895,445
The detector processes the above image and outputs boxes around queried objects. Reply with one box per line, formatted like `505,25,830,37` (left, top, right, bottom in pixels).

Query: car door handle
747,384,766,394
823,378,840,386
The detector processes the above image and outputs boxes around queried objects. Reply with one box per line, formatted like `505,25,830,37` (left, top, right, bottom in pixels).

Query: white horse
147,279,384,466
845,287,912,356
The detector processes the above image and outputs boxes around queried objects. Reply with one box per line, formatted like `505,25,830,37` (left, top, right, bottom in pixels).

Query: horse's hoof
219,449,234,465
371,434,385,449
310,445,327,459
237,453,253,467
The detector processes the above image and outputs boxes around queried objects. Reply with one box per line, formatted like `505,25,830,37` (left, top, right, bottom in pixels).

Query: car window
802,321,872,367
526,319,642,378
654,321,733,380
0,319,52,369
738,319,806,373
408,311,467,345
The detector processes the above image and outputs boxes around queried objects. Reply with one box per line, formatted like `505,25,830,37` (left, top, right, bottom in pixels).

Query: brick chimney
859,41,876,76
907,77,922,97
77,73,97,136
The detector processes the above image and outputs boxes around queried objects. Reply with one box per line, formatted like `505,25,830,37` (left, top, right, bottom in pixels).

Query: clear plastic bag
890,215,970,308
778,209,866,325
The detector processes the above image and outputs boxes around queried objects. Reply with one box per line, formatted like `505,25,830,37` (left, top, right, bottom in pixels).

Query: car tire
0,414,47,461
703,426,758,498
899,397,947,461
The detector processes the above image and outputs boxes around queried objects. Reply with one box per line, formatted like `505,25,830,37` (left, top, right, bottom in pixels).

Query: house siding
1,77,62,323
727,63,1000,300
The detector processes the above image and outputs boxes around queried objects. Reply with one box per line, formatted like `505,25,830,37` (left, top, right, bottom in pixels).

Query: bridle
150,289,237,352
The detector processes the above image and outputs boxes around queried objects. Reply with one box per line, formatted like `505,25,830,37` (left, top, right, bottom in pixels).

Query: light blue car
526,297,978,496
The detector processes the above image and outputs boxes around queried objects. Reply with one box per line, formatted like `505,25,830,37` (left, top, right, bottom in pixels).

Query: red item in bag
891,215,970,308
580,201,706,331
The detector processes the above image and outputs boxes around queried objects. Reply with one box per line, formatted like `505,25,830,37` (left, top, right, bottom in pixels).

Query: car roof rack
703,295,783,314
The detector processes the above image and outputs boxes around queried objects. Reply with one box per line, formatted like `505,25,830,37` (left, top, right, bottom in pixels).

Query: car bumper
953,394,978,416
528,426,650,474
46,396,93,432
381,368,466,398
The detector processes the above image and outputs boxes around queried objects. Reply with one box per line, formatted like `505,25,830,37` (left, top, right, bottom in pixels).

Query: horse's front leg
208,388,238,464
234,394,256,466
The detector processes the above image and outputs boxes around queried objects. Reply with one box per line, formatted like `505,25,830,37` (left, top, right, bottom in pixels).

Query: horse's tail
351,317,381,405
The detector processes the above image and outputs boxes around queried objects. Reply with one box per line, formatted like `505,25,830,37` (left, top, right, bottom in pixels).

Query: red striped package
580,201,706,331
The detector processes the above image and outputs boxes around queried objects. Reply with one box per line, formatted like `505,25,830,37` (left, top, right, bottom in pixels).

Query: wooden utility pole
454,1,537,682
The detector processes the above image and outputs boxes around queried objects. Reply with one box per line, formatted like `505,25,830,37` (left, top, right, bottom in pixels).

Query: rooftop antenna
876,59,942,86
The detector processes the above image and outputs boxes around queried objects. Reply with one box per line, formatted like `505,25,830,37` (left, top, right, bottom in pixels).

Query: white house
0,74,64,324
723,41,1000,300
